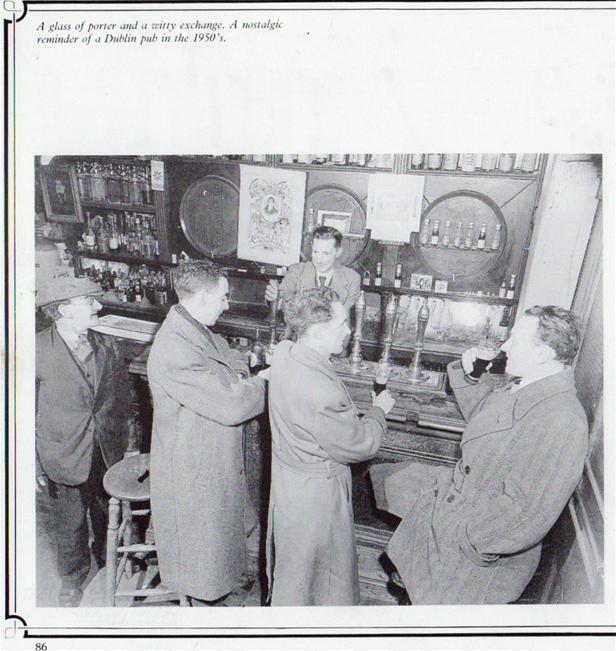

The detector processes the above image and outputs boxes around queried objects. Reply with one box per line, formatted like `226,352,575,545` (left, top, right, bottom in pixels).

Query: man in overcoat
266,287,395,605
264,226,361,320
147,261,268,603
370,305,588,604
36,279,134,607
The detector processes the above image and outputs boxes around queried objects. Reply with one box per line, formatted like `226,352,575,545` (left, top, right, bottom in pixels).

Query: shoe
59,586,82,607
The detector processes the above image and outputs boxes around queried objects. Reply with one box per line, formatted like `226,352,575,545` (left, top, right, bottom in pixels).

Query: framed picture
316,209,352,235
39,163,83,223
410,272,433,291
434,279,449,293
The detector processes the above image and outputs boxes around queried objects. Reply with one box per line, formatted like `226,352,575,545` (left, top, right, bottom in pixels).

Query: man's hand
36,474,48,493
461,347,478,375
372,389,395,415
257,367,271,381
265,280,280,303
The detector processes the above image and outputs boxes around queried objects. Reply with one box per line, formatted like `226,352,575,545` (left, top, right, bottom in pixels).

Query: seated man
265,225,361,320
147,261,268,604
36,283,134,607
370,305,588,604
266,287,395,606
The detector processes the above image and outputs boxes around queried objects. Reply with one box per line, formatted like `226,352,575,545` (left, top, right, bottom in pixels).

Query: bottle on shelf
464,222,475,249
106,163,122,204
477,223,487,250
374,262,382,287
498,279,507,298
90,162,106,202
394,263,403,289
83,213,96,251
362,271,371,287
419,218,431,245
481,154,498,171
441,220,451,247
520,154,538,172
97,218,110,254
430,220,440,246
410,154,424,170
491,223,502,250
76,162,91,200
426,153,443,170
506,273,516,299
305,208,316,233
459,153,476,172
442,154,459,171
140,166,152,205
453,221,464,248
108,214,119,251
498,154,515,173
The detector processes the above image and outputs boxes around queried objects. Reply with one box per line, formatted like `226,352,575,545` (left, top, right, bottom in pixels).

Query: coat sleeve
447,360,506,422
311,388,386,464
212,332,250,377
280,264,301,320
150,338,266,427
342,270,361,311
457,405,588,565
108,336,137,449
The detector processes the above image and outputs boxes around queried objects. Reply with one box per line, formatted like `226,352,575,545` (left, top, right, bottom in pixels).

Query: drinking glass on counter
373,360,393,395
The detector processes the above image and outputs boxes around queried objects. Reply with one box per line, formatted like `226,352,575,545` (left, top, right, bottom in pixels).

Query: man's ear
536,341,557,364
335,246,344,260
57,302,70,318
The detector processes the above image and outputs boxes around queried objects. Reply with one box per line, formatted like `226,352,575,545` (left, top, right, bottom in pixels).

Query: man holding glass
370,305,588,604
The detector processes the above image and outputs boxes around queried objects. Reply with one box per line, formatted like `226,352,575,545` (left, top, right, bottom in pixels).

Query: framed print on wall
39,163,84,223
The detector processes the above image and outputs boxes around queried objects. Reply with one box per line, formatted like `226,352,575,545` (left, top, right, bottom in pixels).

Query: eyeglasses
68,295,100,306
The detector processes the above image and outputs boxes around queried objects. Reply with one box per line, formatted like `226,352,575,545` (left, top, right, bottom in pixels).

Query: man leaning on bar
370,305,589,604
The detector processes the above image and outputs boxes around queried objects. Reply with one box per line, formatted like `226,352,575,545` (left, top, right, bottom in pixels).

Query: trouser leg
86,443,109,567
48,479,90,590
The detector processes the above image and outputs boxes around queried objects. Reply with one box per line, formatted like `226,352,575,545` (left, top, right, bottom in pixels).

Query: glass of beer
466,340,502,382
373,360,392,395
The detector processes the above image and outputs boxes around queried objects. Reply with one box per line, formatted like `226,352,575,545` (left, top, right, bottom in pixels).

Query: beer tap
267,285,280,358
379,293,398,369
408,298,430,383
348,291,366,374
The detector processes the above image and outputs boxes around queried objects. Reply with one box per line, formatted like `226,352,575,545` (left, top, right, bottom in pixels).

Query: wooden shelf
81,200,156,214
361,284,516,306
76,250,169,269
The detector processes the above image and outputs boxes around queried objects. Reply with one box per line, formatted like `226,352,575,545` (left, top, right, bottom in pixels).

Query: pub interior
34,153,603,607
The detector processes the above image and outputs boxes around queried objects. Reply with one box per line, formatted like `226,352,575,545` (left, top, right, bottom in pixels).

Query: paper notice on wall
366,173,425,242
150,160,165,192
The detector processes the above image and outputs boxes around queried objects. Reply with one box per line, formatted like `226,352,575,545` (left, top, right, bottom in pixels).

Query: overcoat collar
461,367,577,446
287,340,342,384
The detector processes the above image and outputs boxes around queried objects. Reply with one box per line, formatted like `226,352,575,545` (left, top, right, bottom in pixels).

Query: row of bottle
408,153,539,173
362,262,517,298
81,211,160,258
78,261,174,305
75,161,153,205
419,220,502,251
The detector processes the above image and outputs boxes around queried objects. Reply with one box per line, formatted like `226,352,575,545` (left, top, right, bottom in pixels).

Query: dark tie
319,275,327,287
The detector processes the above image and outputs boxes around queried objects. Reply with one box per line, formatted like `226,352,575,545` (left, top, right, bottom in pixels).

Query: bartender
264,225,361,323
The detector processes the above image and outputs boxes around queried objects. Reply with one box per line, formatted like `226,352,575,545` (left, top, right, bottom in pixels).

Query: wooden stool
103,453,190,607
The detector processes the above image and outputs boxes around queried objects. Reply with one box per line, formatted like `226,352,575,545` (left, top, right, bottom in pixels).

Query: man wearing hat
36,254,134,606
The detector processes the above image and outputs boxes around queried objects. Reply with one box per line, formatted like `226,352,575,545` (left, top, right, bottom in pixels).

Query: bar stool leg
179,594,191,607
106,496,121,607
121,499,136,577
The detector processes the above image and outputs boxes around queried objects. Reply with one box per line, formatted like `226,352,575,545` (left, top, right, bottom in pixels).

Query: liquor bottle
477,223,487,250
453,221,464,248
90,162,107,202
374,262,382,287
441,220,451,247
72,252,83,278
394,263,402,289
119,164,130,204
410,154,424,170
427,153,442,169
498,280,507,298
76,162,90,200
305,208,316,233
249,327,266,373
419,218,431,245
106,163,122,204
83,213,96,250
108,214,119,251
363,271,371,287
481,154,498,171
490,223,502,250
134,276,143,302
442,154,459,171
506,274,516,299
98,218,110,254
464,222,475,249
498,154,515,173
430,220,440,246
140,166,152,205
142,217,155,258
459,153,476,172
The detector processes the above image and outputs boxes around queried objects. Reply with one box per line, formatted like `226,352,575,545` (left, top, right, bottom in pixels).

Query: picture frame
39,163,83,223
316,209,353,235
410,272,433,291
434,279,449,293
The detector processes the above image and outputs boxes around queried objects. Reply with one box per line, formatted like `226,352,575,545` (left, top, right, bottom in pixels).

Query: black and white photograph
33,152,604,609
4,0,615,647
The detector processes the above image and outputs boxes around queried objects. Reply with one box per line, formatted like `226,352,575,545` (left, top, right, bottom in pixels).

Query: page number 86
35,644,47,651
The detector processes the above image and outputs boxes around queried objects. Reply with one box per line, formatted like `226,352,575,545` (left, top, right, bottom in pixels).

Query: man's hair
524,305,581,365
172,260,226,300
287,286,341,338
312,225,343,248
